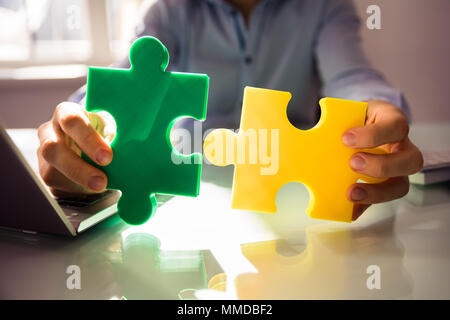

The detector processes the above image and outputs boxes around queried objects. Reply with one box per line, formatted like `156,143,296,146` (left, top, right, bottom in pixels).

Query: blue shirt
72,0,409,129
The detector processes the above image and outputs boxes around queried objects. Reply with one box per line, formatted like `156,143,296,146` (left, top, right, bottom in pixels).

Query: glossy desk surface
1,124,449,300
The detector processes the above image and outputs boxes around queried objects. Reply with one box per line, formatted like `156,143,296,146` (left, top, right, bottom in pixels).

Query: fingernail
342,132,356,146
350,155,366,170
96,149,112,165
88,176,105,191
351,187,367,201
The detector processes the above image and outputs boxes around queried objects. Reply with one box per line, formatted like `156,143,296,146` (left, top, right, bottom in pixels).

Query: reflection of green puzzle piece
83,36,209,225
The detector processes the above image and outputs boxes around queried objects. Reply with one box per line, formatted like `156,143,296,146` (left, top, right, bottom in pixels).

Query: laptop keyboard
56,190,115,208
56,190,173,209
58,190,173,231
423,149,450,170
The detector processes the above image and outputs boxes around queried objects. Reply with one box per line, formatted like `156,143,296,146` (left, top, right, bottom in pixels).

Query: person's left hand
342,100,423,221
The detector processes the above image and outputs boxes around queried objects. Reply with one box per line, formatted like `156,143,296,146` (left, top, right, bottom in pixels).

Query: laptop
0,122,120,236
409,149,450,185
409,123,450,185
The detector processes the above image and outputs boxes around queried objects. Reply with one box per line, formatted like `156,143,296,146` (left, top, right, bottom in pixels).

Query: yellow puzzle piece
203,86,384,222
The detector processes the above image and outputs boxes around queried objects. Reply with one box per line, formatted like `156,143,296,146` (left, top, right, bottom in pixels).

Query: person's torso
165,0,327,129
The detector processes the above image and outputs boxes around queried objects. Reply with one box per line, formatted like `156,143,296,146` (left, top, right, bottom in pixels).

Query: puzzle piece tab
84,36,209,225
203,87,384,222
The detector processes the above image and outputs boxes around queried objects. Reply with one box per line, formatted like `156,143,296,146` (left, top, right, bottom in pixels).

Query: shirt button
245,56,252,64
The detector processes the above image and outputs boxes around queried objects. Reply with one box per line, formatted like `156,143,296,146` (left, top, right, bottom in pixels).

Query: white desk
1,125,449,299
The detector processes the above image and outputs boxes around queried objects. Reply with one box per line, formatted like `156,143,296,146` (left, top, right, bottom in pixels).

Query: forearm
322,69,411,120
315,0,411,119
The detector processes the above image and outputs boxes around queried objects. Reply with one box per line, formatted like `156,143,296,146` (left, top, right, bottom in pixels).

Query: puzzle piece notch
84,36,209,225
203,87,385,223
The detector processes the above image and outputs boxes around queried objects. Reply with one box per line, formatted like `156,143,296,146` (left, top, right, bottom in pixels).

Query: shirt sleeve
314,0,411,119
69,0,180,104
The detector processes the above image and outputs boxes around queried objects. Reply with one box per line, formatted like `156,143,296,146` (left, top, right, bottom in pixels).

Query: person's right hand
37,102,115,197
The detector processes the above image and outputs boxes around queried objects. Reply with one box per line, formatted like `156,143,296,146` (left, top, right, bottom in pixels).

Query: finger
342,104,409,148
349,140,423,178
38,158,88,194
38,113,104,194
347,176,410,205
53,102,112,166
38,122,80,192
38,121,57,144
40,137,108,192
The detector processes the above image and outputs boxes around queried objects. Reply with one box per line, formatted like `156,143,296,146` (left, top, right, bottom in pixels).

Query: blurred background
0,0,449,128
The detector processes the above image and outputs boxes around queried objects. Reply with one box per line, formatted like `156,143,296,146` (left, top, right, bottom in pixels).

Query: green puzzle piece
83,36,209,225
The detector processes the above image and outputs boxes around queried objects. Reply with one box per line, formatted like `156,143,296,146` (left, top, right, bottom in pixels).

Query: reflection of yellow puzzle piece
204,86,384,222
205,218,411,299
